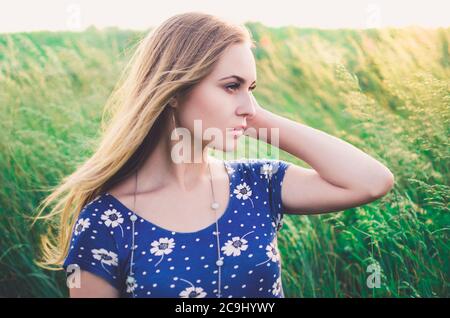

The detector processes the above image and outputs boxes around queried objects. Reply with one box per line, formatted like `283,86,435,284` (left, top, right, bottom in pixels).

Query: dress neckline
104,160,235,236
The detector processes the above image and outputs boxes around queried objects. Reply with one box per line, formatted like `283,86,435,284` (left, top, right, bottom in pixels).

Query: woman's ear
168,96,178,108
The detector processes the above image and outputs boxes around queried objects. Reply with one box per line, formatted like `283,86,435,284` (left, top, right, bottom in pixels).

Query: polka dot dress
63,158,291,298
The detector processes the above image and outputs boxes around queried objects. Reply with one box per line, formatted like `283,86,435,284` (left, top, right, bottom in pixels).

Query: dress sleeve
257,159,291,233
63,199,122,291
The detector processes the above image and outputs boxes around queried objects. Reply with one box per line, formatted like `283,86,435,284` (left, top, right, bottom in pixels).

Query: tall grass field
0,23,448,297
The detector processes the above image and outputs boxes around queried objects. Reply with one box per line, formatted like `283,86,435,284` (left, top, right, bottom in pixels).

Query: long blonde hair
33,12,255,270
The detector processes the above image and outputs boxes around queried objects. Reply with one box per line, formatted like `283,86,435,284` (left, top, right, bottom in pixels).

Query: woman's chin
207,135,241,153
225,136,240,152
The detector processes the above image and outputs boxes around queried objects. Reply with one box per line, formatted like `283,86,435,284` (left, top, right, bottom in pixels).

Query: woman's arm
246,96,394,215
69,270,120,298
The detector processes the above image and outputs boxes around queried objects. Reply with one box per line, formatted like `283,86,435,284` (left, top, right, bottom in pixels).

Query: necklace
126,109,224,298
127,161,225,298
208,159,225,298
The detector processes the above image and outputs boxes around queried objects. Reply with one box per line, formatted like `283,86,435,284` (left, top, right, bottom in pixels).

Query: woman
35,12,394,298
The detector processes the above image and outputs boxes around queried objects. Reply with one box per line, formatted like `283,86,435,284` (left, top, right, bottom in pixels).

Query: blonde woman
34,12,394,298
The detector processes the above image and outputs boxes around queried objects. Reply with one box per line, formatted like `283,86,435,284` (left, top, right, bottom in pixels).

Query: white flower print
256,242,280,266
179,286,207,298
178,278,207,298
91,248,118,274
271,213,284,232
221,231,254,257
101,209,124,237
150,237,175,266
260,163,274,180
126,275,138,294
272,277,282,296
233,182,254,208
260,161,280,180
74,218,90,236
225,164,235,175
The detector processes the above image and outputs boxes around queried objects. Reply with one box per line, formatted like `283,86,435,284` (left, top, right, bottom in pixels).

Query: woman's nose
237,93,256,117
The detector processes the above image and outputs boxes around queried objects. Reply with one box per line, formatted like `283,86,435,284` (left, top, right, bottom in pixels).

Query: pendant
211,202,219,210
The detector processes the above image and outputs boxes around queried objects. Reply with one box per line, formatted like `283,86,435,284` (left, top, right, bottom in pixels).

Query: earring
172,108,179,139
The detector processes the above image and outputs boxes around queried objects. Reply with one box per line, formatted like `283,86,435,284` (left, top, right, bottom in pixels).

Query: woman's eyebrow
219,75,256,85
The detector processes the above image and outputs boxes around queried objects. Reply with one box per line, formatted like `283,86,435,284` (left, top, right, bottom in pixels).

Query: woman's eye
225,83,256,92
225,83,240,92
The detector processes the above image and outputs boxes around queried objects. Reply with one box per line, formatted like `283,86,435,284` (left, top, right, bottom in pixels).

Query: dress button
216,259,224,267
130,214,137,222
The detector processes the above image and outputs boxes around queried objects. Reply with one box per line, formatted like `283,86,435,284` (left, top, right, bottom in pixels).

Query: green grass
1,24,448,297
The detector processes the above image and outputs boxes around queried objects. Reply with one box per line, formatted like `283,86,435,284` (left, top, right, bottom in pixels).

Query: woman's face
174,42,257,154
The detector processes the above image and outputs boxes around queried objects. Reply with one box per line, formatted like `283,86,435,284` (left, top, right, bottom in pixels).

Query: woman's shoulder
72,193,130,240
76,193,110,219
225,157,291,177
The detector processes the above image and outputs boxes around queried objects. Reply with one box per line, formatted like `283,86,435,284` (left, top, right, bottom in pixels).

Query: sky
0,0,449,33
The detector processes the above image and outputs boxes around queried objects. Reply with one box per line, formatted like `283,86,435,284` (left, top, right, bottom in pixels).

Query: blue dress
63,158,291,298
